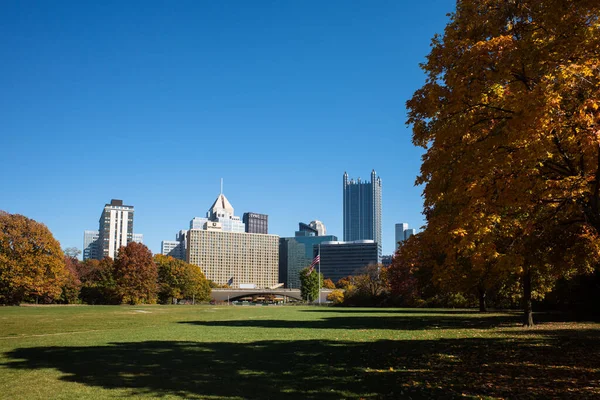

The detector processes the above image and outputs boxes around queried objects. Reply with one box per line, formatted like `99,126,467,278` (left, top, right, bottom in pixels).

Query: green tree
181,262,211,303
299,267,323,302
113,242,158,304
155,255,210,304
0,212,66,304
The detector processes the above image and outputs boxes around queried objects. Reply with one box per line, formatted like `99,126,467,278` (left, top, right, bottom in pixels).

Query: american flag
305,254,320,276
311,254,320,268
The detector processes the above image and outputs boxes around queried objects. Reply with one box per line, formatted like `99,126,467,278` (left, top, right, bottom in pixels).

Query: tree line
0,212,211,305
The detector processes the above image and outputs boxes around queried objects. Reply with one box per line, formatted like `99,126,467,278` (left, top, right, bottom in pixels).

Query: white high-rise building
84,199,143,260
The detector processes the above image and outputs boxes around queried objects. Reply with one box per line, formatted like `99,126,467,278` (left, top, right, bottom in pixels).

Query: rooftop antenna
220,178,223,195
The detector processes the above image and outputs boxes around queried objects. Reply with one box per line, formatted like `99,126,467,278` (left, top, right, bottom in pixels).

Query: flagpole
318,244,321,305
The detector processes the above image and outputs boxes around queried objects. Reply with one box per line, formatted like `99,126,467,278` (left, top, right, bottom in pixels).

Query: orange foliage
406,0,600,323
114,242,158,304
0,211,67,304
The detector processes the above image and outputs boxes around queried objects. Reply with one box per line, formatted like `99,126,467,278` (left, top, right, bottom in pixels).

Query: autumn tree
60,255,81,304
0,212,67,304
77,258,120,304
154,254,210,304
407,0,600,325
341,264,390,306
299,267,323,302
326,289,345,305
354,264,389,298
335,276,353,290
113,242,158,304
322,278,336,289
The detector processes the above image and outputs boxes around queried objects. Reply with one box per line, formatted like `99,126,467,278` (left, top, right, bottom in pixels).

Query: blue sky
0,0,455,256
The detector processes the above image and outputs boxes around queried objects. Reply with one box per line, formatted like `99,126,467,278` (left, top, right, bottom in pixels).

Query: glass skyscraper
343,170,382,258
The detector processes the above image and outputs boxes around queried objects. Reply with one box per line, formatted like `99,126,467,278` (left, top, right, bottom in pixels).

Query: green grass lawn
0,305,598,399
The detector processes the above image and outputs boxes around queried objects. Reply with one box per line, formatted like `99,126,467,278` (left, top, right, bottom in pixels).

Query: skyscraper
395,223,409,250
83,230,99,260
97,199,134,259
84,199,142,260
343,170,382,258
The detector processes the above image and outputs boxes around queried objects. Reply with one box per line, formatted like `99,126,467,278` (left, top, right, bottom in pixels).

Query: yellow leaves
451,228,468,238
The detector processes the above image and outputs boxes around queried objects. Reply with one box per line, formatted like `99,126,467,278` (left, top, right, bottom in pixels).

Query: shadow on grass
4,330,600,399
180,314,522,330
300,308,503,315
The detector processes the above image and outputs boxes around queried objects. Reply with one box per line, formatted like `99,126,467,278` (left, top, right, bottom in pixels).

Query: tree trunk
478,287,487,312
523,268,534,327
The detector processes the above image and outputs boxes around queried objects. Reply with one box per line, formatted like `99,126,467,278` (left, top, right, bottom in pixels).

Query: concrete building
132,233,144,244
161,230,187,260
83,230,99,261
404,228,415,241
84,199,142,260
279,222,338,289
243,212,268,234
187,229,279,288
343,170,382,259
317,240,379,283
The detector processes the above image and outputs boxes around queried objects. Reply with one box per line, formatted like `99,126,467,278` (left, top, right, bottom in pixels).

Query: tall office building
343,170,382,258
279,222,338,289
395,223,409,250
395,223,416,250
84,199,142,260
243,212,268,234
83,230,99,260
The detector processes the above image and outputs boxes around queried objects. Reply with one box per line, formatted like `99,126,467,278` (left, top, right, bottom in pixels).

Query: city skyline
0,1,456,256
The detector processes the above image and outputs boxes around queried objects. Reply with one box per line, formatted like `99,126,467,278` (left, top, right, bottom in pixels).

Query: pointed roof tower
209,193,234,216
